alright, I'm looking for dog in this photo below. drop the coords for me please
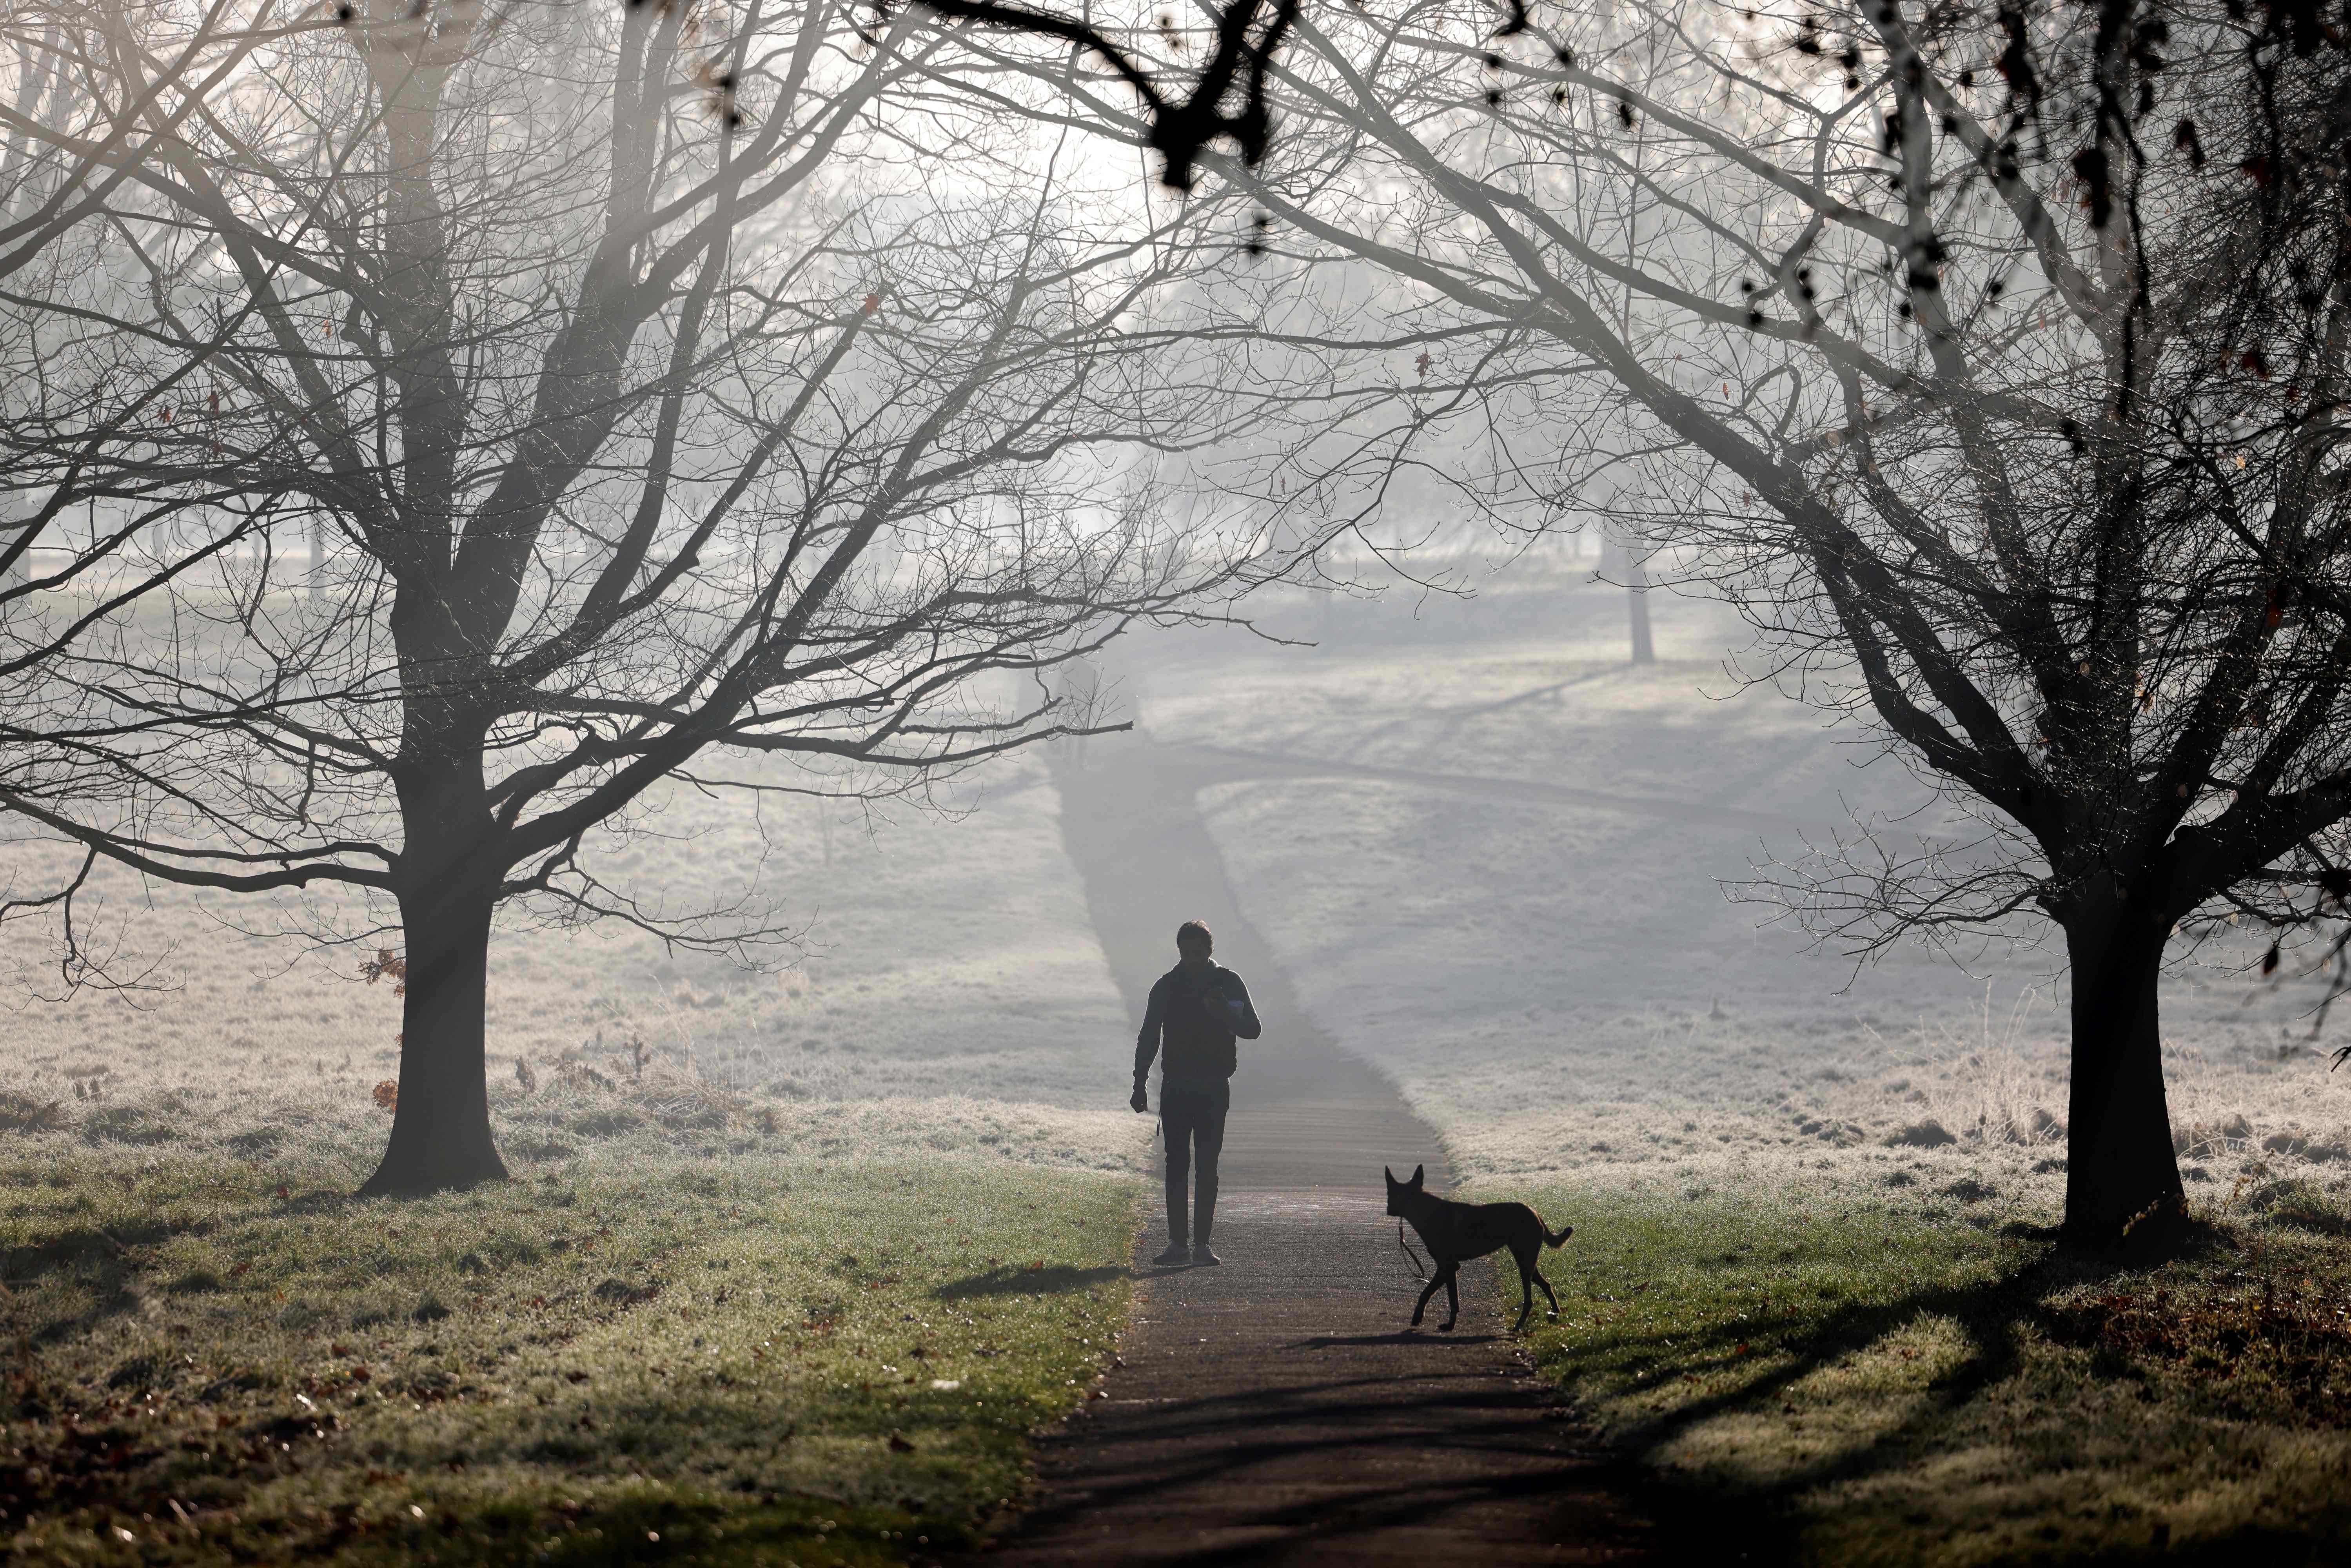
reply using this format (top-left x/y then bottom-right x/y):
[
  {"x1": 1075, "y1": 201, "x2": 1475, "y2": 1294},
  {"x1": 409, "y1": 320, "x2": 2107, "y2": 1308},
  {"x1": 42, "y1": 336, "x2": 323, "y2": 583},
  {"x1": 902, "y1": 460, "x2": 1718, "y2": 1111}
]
[{"x1": 1384, "y1": 1164, "x2": 1572, "y2": 1332}]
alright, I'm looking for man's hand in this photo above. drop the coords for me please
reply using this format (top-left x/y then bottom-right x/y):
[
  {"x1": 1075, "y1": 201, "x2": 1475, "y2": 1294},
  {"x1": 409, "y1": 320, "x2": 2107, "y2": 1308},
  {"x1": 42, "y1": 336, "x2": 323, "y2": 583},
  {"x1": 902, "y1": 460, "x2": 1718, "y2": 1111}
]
[{"x1": 1130, "y1": 1080, "x2": 1149, "y2": 1114}]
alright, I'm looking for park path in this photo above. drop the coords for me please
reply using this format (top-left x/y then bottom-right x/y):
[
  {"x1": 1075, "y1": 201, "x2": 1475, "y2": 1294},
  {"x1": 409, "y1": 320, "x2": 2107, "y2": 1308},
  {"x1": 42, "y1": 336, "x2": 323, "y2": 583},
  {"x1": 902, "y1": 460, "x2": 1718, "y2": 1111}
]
[{"x1": 972, "y1": 733, "x2": 1663, "y2": 1566}]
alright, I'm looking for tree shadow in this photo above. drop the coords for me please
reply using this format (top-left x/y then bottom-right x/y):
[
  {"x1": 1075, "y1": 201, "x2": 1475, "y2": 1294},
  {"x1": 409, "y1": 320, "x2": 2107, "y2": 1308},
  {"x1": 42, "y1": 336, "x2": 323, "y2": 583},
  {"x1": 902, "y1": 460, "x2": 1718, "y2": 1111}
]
[
  {"x1": 933, "y1": 1263, "x2": 1130, "y2": 1299},
  {"x1": 5, "y1": 1218, "x2": 229, "y2": 1345},
  {"x1": 3, "y1": 1218, "x2": 191, "y2": 1289},
  {"x1": 1561, "y1": 1225, "x2": 2259, "y2": 1550},
  {"x1": 284, "y1": 1189, "x2": 353, "y2": 1217},
  {"x1": 1005, "y1": 1356, "x2": 1672, "y2": 1563},
  {"x1": 1291, "y1": 1330, "x2": 1503, "y2": 1348}
]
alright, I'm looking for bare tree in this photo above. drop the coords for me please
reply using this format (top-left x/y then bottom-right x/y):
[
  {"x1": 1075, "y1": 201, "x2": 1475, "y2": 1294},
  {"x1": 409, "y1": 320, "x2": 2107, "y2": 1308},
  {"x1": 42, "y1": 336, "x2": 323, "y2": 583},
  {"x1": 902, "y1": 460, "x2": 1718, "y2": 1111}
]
[
  {"x1": 1017, "y1": 0, "x2": 2351, "y2": 1252},
  {"x1": 0, "y1": 1, "x2": 329, "y2": 599},
  {"x1": 0, "y1": 0, "x2": 1342, "y2": 1193},
  {"x1": 1594, "y1": 533, "x2": 1655, "y2": 662},
  {"x1": 0, "y1": 0, "x2": 288, "y2": 278}
]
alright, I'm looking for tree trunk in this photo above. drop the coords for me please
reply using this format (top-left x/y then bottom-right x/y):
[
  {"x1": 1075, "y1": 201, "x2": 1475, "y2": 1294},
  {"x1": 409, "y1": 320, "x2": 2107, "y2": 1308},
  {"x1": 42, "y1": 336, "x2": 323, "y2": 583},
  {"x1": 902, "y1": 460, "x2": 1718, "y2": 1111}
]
[
  {"x1": 2060, "y1": 887, "x2": 2185, "y2": 1255},
  {"x1": 358, "y1": 750, "x2": 508, "y2": 1196},
  {"x1": 1624, "y1": 546, "x2": 1655, "y2": 664}
]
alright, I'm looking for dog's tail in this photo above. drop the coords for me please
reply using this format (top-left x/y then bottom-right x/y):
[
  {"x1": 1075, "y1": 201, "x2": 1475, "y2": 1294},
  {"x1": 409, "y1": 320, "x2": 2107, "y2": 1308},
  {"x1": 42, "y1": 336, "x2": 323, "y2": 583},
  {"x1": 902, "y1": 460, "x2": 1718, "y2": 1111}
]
[{"x1": 1543, "y1": 1219, "x2": 1574, "y2": 1248}]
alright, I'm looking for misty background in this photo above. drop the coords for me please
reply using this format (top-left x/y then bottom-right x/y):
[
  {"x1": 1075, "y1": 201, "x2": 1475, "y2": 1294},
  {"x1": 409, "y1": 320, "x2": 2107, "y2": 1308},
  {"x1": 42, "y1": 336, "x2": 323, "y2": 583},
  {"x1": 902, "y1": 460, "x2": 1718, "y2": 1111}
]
[{"x1": 7, "y1": 557, "x2": 2335, "y2": 1210}]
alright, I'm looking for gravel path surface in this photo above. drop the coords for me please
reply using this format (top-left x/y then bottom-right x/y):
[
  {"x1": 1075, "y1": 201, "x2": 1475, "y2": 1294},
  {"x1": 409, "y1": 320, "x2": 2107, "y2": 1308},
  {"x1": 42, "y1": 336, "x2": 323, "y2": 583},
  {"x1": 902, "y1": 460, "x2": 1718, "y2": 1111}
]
[{"x1": 969, "y1": 735, "x2": 1665, "y2": 1566}]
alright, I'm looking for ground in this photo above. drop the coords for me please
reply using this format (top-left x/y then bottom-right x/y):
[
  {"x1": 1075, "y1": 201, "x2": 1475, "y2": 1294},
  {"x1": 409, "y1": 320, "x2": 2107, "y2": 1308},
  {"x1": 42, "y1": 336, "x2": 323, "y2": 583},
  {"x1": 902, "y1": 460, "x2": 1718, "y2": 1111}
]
[
  {"x1": 9, "y1": 564, "x2": 2351, "y2": 1563},
  {"x1": 0, "y1": 1151, "x2": 1137, "y2": 1565},
  {"x1": 0, "y1": 756, "x2": 1148, "y2": 1563}
]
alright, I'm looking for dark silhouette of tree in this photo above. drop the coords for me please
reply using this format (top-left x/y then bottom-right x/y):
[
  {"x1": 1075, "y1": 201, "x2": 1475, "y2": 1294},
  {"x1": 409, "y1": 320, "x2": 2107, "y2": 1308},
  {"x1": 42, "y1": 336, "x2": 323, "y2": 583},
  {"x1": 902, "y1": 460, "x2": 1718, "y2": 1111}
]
[
  {"x1": 892, "y1": 0, "x2": 1534, "y2": 189},
  {"x1": 0, "y1": 0, "x2": 1340, "y2": 1193},
  {"x1": 899, "y1": 0, "x2": 1298, "y2": 191},
  {"x1": 989, "y1": 0, "x2": 2351, "y2": 1252}
]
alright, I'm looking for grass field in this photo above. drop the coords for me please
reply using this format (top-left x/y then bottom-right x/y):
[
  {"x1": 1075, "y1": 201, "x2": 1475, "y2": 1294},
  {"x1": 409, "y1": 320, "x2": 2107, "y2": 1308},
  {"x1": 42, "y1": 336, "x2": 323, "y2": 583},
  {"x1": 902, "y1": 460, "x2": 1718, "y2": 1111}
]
[
  {"x1": 1487, "y1": 1172, "x2": 2351, "y2": 1564},
  {"x1": 1, "y1": 1146, "x2": 1140, "y2": 1566},
  {"x1": 1, "y1": 748, "x2": 1153, "y2": 1565}
]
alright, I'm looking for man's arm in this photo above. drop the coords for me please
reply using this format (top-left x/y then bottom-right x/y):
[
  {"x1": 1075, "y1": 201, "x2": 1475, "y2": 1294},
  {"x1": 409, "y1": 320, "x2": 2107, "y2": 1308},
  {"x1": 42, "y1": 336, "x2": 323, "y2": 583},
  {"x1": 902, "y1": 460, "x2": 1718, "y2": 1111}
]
[
  {"x1": 1226, "y1": 972, "x2": 1262, "y2": 1040},
  {"x1": 1133, "y1": 976, "x2": 1167, "y2": 1100}
]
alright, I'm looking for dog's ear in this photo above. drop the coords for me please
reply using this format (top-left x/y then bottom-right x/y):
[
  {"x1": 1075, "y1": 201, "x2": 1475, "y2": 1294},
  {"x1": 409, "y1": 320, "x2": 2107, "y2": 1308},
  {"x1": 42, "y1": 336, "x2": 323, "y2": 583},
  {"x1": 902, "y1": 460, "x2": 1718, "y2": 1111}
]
[
  {"x1": 1383, "y1": 1165, "x2": 1396, "y2": 1185},
  {"x1": 1411, "y1": 1164, "x2": 1424, "y2": 1187}
]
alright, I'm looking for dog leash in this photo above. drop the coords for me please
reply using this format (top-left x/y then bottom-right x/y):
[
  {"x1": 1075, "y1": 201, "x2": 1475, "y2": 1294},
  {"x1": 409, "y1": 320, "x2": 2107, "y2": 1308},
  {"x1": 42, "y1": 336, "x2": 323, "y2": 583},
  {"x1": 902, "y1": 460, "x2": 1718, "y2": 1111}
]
[{"x1": 1397, "y1": 1220, "x2": 1428, "y2": 1281}]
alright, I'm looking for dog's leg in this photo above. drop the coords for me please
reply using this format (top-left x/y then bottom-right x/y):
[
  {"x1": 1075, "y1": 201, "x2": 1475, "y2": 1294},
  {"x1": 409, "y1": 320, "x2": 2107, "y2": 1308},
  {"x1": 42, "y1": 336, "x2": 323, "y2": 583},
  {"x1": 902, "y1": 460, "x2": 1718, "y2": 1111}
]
[
  {"x1": 1412, "y1": 1273, "x2": 1445, "y2": 1328},
  {"x1": 1513, "y1": 1249, "x2": 1536, "y2": 1331},
  {"x1": 1533, "y1": 1265, "x2": 1560, "y2": 1320},
  {"x1": 1439, "y1": 1267, "x2": 1460, "y2": 1332}
]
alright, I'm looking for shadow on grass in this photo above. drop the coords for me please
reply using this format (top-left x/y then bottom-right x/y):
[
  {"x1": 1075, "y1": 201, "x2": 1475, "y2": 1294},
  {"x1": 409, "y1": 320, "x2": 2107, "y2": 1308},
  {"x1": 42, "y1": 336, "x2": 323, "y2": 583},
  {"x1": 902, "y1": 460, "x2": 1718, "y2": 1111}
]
[
  {"x1": 284, "y1": 1188, "x2": 355, "y2": 1216},
  {"x1": 1586, "y1": 1217, "x2": 2257, "y2": 1428},
  {"x1": 934, "y1": 1263, "x2": 1129, "y2": 1299},
  {"x1": 2, "y1": 1219, "x2": 191, "y2": 1288},
  {"x1": 6, "y1": 1217, "x2": 234, "y2": 1343},
  {"x1": 1554, "y1": 1215, "x2": 2262, "y2": 1563}
]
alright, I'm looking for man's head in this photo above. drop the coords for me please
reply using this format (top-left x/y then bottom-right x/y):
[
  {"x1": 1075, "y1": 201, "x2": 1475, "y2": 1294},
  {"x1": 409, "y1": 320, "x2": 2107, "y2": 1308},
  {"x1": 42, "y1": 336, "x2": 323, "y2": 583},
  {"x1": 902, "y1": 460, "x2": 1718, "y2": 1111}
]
[{"x1": 1176, "y1": 919, "x2": 1213, "y2": 970}]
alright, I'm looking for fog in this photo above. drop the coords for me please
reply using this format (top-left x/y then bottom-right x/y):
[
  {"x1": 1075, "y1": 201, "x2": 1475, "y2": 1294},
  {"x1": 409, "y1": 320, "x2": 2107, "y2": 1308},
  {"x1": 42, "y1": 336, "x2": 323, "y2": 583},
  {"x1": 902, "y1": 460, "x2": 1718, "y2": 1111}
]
[
  {"x1": 6, "y1": 564, "x2": 2340, "y2": 1222},
  {"x1": 1127, "y1": 572, "x2": 2351, "y2": 1210}
]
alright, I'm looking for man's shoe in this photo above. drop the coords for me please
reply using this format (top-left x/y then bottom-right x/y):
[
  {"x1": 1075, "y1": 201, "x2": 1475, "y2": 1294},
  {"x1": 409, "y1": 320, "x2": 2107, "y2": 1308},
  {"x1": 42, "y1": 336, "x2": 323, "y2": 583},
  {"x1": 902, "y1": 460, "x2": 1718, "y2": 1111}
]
[
  {"x1": 1151, "y1": 1243, "x2": 1190, "y2": 1267},
  {"x1": 1191, "y1": 1245, "x2": 1220, "y2": 1266}
]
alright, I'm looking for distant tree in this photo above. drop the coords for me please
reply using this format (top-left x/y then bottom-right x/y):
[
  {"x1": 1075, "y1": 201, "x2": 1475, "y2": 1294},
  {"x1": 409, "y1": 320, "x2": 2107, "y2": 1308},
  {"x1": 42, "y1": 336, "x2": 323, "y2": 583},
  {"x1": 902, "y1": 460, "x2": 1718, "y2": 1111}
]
[
  {"x1": 980, "y1": 0, "x2": 2351, "y2": 1252},
  {"x1": 0, "y1": 0, "x2": 1338, "y2": 1193},
  {"x1": 0, "y1": 1, "x2": 281, "y2": 282},
  {"x1": 1598, "y1": 535, "x2": 1655, "y2": 664},
  {"x1": 0, "y1": 1, "x2": 314, "y2": 593}
]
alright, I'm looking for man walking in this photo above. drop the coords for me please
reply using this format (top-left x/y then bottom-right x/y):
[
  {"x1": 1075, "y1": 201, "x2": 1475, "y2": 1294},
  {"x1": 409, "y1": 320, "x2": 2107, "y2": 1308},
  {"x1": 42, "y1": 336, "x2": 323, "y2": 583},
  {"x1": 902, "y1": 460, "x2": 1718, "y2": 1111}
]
[{"x1": 1131, "y1": 919, "x2": 1261, "y2": 1266}]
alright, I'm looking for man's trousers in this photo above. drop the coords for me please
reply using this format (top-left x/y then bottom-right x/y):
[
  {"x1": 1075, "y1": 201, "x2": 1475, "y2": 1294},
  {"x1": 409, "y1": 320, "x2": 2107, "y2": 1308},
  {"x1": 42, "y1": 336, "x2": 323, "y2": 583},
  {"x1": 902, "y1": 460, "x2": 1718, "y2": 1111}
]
[{"x1": 1158, "y1": 1075, "x2": 1229, "y2": 1247}]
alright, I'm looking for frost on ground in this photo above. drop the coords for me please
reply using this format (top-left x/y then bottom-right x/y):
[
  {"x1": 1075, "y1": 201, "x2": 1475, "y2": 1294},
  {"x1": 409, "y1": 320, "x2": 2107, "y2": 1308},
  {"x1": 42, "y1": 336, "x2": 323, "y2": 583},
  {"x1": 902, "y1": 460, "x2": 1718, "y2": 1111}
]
[
  {"x1": 1124, "y1": 572, "x2": 2351, "y2": 1219},
  {"x1": 0, "y1": 757, "x2": 1147, "y2": 1178}
]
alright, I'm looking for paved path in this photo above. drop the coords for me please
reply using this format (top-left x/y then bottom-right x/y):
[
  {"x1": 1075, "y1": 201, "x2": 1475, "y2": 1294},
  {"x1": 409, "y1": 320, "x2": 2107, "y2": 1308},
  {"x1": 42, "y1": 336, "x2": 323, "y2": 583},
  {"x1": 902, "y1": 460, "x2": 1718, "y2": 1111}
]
[{"x1": 973, "y1": 734, "x2": 1663, "y2": 1566}]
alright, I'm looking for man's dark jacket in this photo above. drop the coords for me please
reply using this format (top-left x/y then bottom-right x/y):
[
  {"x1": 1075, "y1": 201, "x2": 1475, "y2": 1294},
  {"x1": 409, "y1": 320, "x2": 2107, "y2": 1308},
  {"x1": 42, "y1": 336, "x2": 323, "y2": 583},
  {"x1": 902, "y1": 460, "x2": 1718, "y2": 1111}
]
[{"x1": 1134, "y1": 962, "x2": 1262, "y2": 1082}]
